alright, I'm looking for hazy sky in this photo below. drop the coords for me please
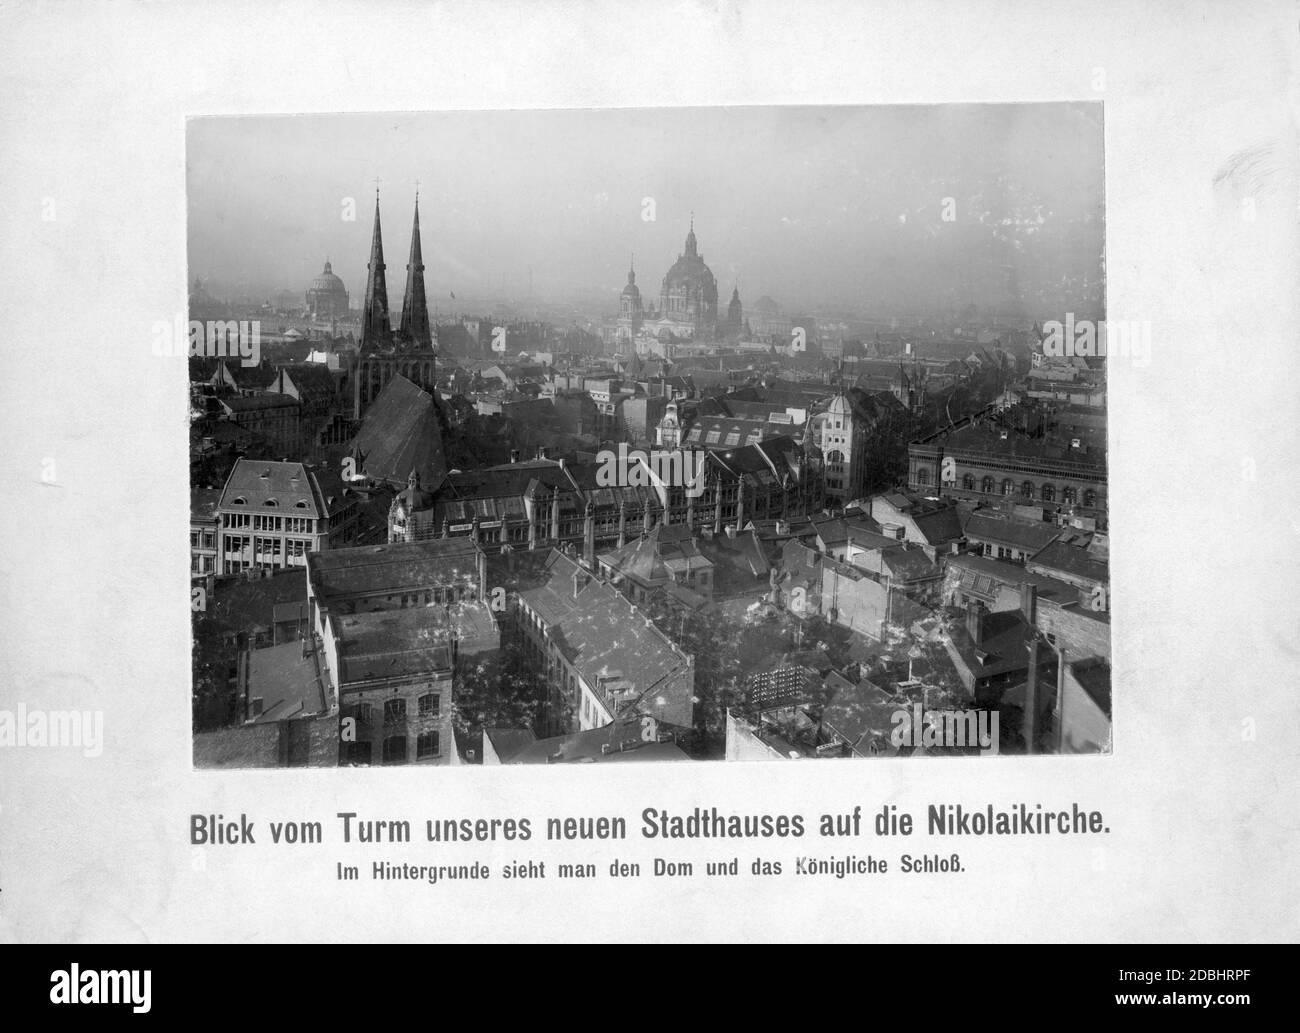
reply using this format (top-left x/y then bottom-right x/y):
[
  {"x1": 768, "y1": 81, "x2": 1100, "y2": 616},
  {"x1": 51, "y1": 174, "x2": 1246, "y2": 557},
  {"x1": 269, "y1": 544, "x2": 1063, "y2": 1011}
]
[{"x1": 187, "y1": 104, "x2": 1104, "y2": 314}]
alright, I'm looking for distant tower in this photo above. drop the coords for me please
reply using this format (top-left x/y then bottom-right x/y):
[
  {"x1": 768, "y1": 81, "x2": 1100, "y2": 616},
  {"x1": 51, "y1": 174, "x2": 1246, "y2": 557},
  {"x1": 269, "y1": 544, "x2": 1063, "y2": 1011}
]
[
  {"x1": 657, "y1": 395, "x2": 682, "y2": 448},
  {"x1": 618, "y1": 254, "x2": 643, "y2": 343},
  {"x1": 727, "y1": 286, "x2": 743, "y2": 338},
  {"x1": 818, "y1": 395, "x2": 866, "y2": 506},
  {"x1": 361, "y1": 191, "x2": 390, "y2": 351},
  {"x1": 398, "y1": 193, "x2": 432, "y2": 350}
]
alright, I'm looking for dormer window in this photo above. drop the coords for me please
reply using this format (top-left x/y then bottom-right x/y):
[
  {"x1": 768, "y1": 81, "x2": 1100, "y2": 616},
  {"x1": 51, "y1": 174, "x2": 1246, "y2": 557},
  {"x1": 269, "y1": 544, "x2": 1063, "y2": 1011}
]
[
  {"x1": 264, "y1": 499, "x2": 278, "y2": 506},
  {"x1": 295, "y1": 501, "x2": 309, "y2": 508},
  {"x1": 232, "y1": 497, "x2": 246, "y2": 505}
]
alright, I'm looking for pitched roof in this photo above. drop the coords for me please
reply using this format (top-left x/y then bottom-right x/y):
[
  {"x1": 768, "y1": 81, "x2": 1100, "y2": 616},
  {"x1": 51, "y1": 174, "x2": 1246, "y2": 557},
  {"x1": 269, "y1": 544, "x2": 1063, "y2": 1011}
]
[
  {"x1": 220, "y1": 392, "x2": 299, "y2": 413},
  {"x1": 518, "y1": 551, "x2": 694, "y2": 728},
  {"x1": 1070, "y1": 657, "x2": 1112, "y2": 717},
  {"x1": 947, "y1": 553, "x2": 1080, "y2": 606},
  {"x1": 217, "y1": 459, "x2": 350, "y2": 519},
  {"x1": 499, "y1": 721, "x2": 690, "y2": 764},
  {"x1": 1028, "y1": 539, "x2": 1109, "y2": 584},
  {"x1": 484, "y1": 727, "x2": 537, "y2": 762},
  {"x1": 333, "y1": 608, "x2": 454, "y2": 685},
  {"x1": 599, "y1": 524, "x2": 713, "y2": 587},
  {"x1": 308, "y1": 538, "x2": 482, "y2": 602},
  {"x1": 947, "y1": 609, "x2": 1036, "y2": 681},
  {"x1": 963, "y1": 510, "x2": 1062, "y2": 553},
  {"x1": 354, "y1": 374, "x2": 448, "y2": 488}
]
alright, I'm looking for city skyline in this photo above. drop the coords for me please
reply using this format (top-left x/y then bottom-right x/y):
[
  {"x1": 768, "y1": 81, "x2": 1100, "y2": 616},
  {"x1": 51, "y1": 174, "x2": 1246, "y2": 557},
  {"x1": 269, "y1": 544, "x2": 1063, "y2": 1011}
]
[{"x1": 188, "y1": 104, "x2": 1105, "y2": 318}]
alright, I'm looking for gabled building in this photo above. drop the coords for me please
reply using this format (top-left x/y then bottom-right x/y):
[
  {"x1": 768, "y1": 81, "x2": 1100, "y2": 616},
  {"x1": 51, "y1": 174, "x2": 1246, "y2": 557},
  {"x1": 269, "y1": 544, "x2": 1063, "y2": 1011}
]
[
  {"x1": 962, "y1": 506, "x2": 1062, "y2": 564},
  {"x1": 393, "y1": 436, "x2": 823, "y2": 555},
  {"x1": 217, "y1": 393, "x2": 301, "y2": 456},
  {"x1": 597, "y1": 523, "x2": 716, "y2": 603},
  {"x1": 216, "y1": 459, "x2": 359, "y2": 574},
  {"x1": 868, "y1": 491, "x2": 965, "y2": 560},
  {"x1": 514, "y1": 550, "x2": 694, "y2": 737}
]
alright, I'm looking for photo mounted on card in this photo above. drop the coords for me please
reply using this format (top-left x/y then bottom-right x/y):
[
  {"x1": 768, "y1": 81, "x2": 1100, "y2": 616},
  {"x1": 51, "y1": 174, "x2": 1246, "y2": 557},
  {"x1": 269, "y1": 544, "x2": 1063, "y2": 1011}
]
[{"x1": 185, "y1": 104, "x2": 1110, "y2": 772}]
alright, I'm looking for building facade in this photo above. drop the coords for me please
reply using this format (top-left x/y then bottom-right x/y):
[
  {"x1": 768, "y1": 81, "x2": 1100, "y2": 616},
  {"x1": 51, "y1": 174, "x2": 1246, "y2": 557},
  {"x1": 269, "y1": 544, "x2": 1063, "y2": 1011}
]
[
  {"x1": 908, "y1": 420, "x2": 1107, "y2": 525},
  {"x1": 216, "y1": 459, "x2": 360, "y2": 574},
  {"x1": 305, "y1": 538, "x2": 496, "y2": 766}
]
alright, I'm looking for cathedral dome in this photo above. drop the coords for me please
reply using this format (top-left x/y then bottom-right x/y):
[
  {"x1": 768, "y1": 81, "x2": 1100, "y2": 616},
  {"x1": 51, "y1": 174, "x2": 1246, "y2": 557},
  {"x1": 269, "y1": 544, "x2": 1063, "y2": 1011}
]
[
  {"x1": 311, "y1": 261, "x2": 346, "y2": 293},
  {"x1": 663, "y1": 219, "x2": 716, "y2": 290},
  {"x1": 663, "y1": 251, "x2": 715, "y2": 289}
]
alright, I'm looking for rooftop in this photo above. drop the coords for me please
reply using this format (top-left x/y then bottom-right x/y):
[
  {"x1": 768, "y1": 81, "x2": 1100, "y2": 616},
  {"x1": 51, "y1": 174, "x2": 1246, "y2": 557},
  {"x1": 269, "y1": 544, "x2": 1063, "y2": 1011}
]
[
  {"x1": 1027, "y1": 538, "x2": 1110, "y2": 584},
  {"x1": 496, "y1": 721, "x2": 690, "y2": 764},
  {"x1": 518, "y1": 551, "x2": 693, "y2": 727},
  {"x1": 218, "y1": 459, "x2": 350, "y2": 519},
  {"x1": 354, "y1": 374, "x2": 448, "y2": 488},
  {"x1": 245, "y1": 639, "x2": 331, "y2": 722},
  {"x1": 308, "y1": 538, "x2": 483, "y2": 602},
  {"x1": 963, "y1": 510, "x2": 1063, "y2": 553},
  {"x1": 334, "y1": 608, "x2": 455, "y2": 686}
]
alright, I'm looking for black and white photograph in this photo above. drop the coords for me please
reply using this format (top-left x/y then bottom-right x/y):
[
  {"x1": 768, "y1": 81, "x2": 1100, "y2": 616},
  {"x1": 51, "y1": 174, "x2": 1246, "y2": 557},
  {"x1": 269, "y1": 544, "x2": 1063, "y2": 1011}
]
[{"x1": 187, "y1": 104, "x2": 1112, "y2": 768}]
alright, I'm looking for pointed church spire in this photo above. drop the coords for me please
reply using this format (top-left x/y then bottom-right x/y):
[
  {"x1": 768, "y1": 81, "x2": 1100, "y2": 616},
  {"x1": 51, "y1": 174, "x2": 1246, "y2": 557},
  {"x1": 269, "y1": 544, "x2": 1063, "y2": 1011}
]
[
  {"x1": 399, "y1": 193, "x2": 432, "y2": 350},
  {"x1": 685, "y1": 213, "x2": 697, "y2": 257},
  {"x1": 361, "y1": 190, "x2": 390, "y2": 350}
]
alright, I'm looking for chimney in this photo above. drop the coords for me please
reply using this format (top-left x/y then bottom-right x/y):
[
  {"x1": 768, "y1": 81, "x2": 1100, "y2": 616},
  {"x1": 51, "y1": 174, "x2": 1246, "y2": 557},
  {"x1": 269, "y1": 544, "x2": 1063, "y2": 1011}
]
[
  {"x1": 250, "y1": 697, "x2": 264, "y2": 718},
  {"x1": 965, "y1": 599, "x2": 987, "y2": 644},
  {"x1": 724, "y1": 525, "x2": 737, "y2": 539},
  {"x1": 1019, "y1": 582, "x2": 1037, "y2": 625},
  {"x1": 1024, "y1": 635, "x2": 1039, "y2": 755},
  {"x1": 510, "y1": 449, "x2": 520, "y2": 464}
]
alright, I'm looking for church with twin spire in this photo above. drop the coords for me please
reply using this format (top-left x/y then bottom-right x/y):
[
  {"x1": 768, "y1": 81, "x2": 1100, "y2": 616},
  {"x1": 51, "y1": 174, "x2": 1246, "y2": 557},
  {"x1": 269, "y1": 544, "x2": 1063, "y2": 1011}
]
[{"x1": 352, "y1": 189, "x2": 438, "y2": 419}]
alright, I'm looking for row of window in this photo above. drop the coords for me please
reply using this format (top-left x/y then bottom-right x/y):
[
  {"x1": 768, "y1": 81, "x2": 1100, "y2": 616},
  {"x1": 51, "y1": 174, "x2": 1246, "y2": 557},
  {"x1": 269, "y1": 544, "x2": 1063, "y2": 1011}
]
[
  {"x1": 915, "y1": 468, "x2": 1098, "y2": 506},
  {"x1": 223, "y1": 512, "x2": 315, "y2": 532},
  {"x1": 345, "y1": 695, "x2": 441, "y2": 728},
  {"x1": 342, "y1": 732, "x2": 440, "y2": 765},
  {"x1": 227, "y1": 498, "x2": 312, "y2": 509}
]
